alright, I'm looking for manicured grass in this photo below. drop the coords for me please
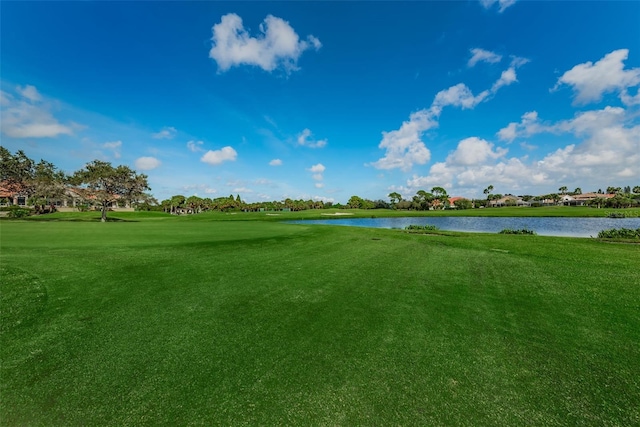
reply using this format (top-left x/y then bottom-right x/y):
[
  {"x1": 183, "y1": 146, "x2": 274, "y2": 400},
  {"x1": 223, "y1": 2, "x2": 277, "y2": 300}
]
[
  {"x1": 1, "y1": 217, "x2": 639, "y2": 425},
  {"x1": 12, "y1": 205, "x2": 639, "y2": 224}
]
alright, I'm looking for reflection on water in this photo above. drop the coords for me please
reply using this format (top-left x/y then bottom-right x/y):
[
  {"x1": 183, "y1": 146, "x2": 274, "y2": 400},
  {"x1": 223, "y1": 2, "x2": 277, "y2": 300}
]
[{"x1": 288, "y1": 216, "x2": 640, "y2": 238}]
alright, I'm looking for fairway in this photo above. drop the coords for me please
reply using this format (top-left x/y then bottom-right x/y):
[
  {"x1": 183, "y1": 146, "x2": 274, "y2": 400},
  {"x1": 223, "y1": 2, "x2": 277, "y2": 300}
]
[{"x1": 1, "y1": 216, "x2": 639, "y2": 425}]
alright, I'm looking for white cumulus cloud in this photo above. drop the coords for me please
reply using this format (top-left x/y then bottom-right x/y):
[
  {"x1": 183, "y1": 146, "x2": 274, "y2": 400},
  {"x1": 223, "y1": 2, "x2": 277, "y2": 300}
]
[
  {"x1": 369, "y1": 109, "x2": 436, "y2": 171},
  {"x1": 447, "y1": 137, "x2": 507, "y2": 166},
  {"x1": 135, "y1": 156, "x2": 161, "y2": 171},
  {"x1": 408, "y1": 106, "x2": 639, "y2": 196},
  {"x1": 201, "y1": 146, "x2": 238, "y2": 165},
  {"x1": 308, "y1": 163, "x2": 326, "y2": 185},
  {"x1": 552, "y1": 49, "x2": 640, "y2": 105},
  {"x1": 308, "y1": 163, "x2": 325, "y2": 173},
  {"x1": 497, "y1": 111, "x2": 547, "y2": 142},
  {"x1": 269, "y1": 158, "x2": 283, "y2": 166},
  {"x1": 209, "y1": 13, "x2": 321, "y2": 73}
]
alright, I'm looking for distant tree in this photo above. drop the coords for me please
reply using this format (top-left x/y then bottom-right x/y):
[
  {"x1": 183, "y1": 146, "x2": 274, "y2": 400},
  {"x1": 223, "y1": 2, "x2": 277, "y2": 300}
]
[
  {"x1": 388, "y1": 192, "x2": 402, "y2": 208},
  {"x1": 430, "y1": 187, "x2": 449, "y2": 209},
  {"x1": 170, "y1": 195, "x2": 186, "y2": 214},
  {"x1": 29, "y1": 160, "x2": 68, "y2": 213},
  {"x1": 186, "y1": 195, "x2": 204, "y2": 213},
  {"x1": 416, "y1": 190, "x2": 434, "y2": 210},
  {"x1": 373, "y1": 199, "x2": 390, "y2": 209},
  {"x1": 70, "y1": 160, "x2": 150, "y2": 222},
  {"x1": 623, "y1": 186, "x2": 631, "y2": 194},
  {"x1": 347, "y1": 195, "x2": 363, "y2": 209},
  {"x1": 606, "y1": 186, "x2": 621, "y2": 194},
  {"x1": 453, "y1": 198, "x2": 472, "y2": 210},
  {"x1": 483, "y1": 185, "x2": 494, "y2": 202},
  {"x1": 559, "y1": 186, "x2": 568, "y2": 195},
  {"x1": 633, "y1": 186, "x2": 640, "y2": 195},
  {"x1": 396, "y1": 200, "x2": 412, "y2": 210},
  {"x1": 133, "y1": 193, "x2": 159, "y2": 211},
  {"x1": 0, "y1": 148, "x2": 35, "y2": 194},
  {"x1": 0, "y1": 148, "x2": 67, "y2": 212},
  {"x1": 573, "y1": 187, "x2": 582, "y2": 195}
]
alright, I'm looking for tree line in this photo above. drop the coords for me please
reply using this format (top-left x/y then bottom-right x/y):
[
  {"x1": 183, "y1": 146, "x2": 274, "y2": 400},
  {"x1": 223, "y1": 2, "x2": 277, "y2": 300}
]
[
  {"x1": 1, "y1": 148, "x2": 152, "y2": 222},
  {"x1": 3, "y1": 149, "x2": 638, "y2": 219}
]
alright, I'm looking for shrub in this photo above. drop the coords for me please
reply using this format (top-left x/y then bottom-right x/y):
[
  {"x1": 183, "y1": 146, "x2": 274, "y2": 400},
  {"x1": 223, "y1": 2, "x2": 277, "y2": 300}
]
[
  {"x1": 605, "y1": 211, "x2": 639, "y2": 218},
  {"x1": 405, "y1": 224, "x2": 438, "y2": 232},
  {"x1": 606, "y1": 212, "x2": 627, "y2": 218},
  {"x1": 597, "y1": 228, "x2": 640, "y2": 239},
  {"x1": 499, "y1": 228, "x2": 536, "y2": 235},
  {"x1": 6, "y1": 207, "x2": 32, "y2": 218}
]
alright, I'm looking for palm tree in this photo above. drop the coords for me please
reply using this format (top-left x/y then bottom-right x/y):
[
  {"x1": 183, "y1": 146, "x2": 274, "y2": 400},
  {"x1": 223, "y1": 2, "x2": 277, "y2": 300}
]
[
  {"x1": 483, "y1": 185, "x2": 494, "y2": 201},
  {"x1": 559, "y1": 186, "x2": 568, "y2": 195},
  {"x1": 573, "y1": 187, "x2": 582, "y2": 195},
  {"x1": 431, "y1": 187, "x2": 448, "y2": 209}
]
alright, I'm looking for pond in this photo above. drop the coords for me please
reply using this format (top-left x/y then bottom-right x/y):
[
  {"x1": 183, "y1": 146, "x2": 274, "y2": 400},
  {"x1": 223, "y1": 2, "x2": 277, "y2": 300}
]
[{"x1": 287, "y1": 216, "x2": 640, "y2": 238}]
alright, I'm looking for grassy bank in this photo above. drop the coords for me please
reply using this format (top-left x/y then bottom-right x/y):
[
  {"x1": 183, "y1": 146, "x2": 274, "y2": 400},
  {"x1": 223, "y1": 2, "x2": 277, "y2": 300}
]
[
  {"x1": 1, "y1": 217, "x2": 639, "y2": 425},
  {"x1": 10, "y1": 205, "x2": 640, "y2": 223}
]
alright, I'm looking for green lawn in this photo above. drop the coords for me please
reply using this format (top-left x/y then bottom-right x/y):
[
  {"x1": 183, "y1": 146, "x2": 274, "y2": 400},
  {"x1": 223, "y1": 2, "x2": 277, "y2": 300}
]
[
  {"x1": 17, "y1": 205, "x2": 640, "y2": 223},
  {"x1": 1, "y1": 216, "x2": 639, "y2": 425}
]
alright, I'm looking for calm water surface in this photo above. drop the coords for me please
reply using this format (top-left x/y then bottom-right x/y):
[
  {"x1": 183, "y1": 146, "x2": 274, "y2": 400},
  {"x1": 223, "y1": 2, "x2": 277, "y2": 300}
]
[{"x1": 288, "y1": 217, "x2": 640, "y2": 237}]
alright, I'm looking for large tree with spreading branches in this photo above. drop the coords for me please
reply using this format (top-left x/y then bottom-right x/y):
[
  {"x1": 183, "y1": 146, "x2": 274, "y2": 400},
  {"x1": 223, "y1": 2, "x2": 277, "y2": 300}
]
[{"x1": 70, "y1": 160, "x2": 150, "y2": 222}]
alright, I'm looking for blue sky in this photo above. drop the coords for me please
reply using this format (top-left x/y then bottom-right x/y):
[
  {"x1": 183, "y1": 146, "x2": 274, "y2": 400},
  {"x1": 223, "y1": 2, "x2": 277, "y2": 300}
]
[{"x1": 1, "y1": 1, "x2": 639, "y2": 203}]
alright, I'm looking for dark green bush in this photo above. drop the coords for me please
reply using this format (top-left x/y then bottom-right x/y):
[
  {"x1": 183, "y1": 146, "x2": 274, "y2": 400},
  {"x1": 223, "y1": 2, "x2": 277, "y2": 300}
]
[
  {"x1": 405, "y1": 224, "x2": 438, "y2": 231},
  {"x1": 597, "y1": 228, "x2": 640, "y2": 239},
  {"x1": 499, "y1": 228, "x2": 536, "y2": 235},
  {"x1": 6, "y1": 207, "x2": 32, "y2": 218}
]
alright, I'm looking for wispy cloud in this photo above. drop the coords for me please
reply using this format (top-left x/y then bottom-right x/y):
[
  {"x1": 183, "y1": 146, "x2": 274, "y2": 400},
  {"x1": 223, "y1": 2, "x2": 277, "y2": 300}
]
[
  {"x1": 0, "y1": 84, "x2": 76, "y2": 138},
  {"x1": 187, "y1": 140, "x2": 204, "y2": 152},
  {"x1": 103, "y1": 140, "x2": 122, "y2": 159},
  {"x1": 479, "y1": 0, "x2": 517, "y2": 13},
  {"x1": 468, "y1": 48, "x2": 502, "y2": 67},
  {"x1": 297, "y1": 128, "x2": 327, "y2": 148},
  {"x1": 152, "y1": 126, "x2": 177, "y2": 139},
  {"x1": 269, "y1": 158, "x2": 283, "y2": 166},
  {"x1": 371, "y1": 54, "x2": 528, "y2": 171}
]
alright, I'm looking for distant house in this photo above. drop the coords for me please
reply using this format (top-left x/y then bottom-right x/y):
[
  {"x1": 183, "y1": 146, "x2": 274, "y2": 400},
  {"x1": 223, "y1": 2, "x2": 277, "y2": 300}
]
[
  {"x1": 562, "y1": 192, "x2": 615, "y2": 206},
  {"x1": 0, "y1": 184, "x2": 28, "y2": 207},
  {"x1": 448, "y1": 196, "x2": 464, "y2": 206},
  {"x1": 0, "y1": 182, "x2": 133, "y2": 212},
  {"x1": 489, "y1": 195, "x2": 530, "y2": 207}
]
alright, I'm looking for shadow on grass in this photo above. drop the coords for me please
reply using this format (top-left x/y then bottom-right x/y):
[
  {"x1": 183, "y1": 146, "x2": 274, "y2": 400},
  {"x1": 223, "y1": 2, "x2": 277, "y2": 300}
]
[{"x1": 1, "y1": 216, "x2": 139, "y2": 223}]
